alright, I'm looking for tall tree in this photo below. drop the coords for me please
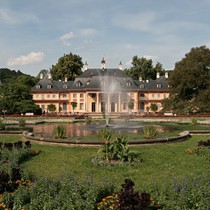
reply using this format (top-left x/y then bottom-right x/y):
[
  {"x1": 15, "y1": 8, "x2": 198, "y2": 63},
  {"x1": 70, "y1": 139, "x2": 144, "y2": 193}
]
[
  {"x1": 0, "y1": 75, "x2": 41, "y2": 114},
  {"x1": 124, "y1": 56, "x2": 165, "y2": 80},
  {"x1": 165, "y1": 45, "x2": 210, "y2": 113},
  {"x1": 50, "y1": 53, "x2": 83, "y2": 81}
]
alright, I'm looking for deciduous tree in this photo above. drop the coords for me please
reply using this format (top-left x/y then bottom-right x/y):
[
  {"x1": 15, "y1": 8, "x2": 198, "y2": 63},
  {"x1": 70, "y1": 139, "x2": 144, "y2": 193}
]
[
  {"x1": 124, "y1": 56, "x2": 165, "y2": 80},
  {"x1": 165, "y1": 45, "x2": 210, "y2": 113},
  {"x1": 50, "y1": 53, "x2": 83, "y2": 81}
]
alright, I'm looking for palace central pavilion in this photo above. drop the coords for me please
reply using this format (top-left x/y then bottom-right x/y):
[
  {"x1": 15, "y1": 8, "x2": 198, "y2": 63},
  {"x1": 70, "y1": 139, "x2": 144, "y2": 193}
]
[{"x1": 32, "y1": 59, "x2": 169, "y2": 114}]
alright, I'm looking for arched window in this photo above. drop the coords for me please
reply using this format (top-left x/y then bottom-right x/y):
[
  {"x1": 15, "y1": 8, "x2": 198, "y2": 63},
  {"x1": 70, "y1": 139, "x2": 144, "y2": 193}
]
[
  {"x1": 36, "y1": 84, "x2": 41, "y2": 89},
  {"x1": 157, "y1": 83, "x2": 162, "y2": 88},
  {"x1": 76, "y1": 81, "x2": 82, "y2": 87},
  {"x1": 47, "y1": 84, "x2": 52, "y2": 89},
  {"x1": 126, "y1": 81, "x2": 132, "y2": 87}
]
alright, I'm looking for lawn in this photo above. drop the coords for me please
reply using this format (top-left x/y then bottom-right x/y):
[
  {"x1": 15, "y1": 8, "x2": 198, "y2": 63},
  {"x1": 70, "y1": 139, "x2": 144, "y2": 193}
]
[{"x1": 0, "y1": 131, "x2": 209, "y2": 190}]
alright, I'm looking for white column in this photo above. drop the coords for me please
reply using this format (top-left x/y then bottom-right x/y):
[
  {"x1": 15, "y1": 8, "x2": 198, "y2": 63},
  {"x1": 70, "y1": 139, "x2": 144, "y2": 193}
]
[
  {"x1": 86, "y1": 92, "x2": 88, "y2": 112},
  {"x1": 96, "y1": 93, "x2": 99, "y2": 112},
  {"x1": 118, "y1": 93, "x2": 121, "y2": 112}
]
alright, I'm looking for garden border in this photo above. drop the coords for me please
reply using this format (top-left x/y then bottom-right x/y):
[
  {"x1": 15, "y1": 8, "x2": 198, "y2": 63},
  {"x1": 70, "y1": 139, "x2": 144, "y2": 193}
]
[{"x1": 20, "y1": 130, "x2": 192, "y2": 146}]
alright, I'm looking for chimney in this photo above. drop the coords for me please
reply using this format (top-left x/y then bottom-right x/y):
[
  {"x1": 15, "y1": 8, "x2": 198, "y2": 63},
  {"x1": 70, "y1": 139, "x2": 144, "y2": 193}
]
[
  {"x1": 139, "y1": 76, "x2": 142, "y2": 81},
  {"x1": 156, "y1": 72, "x2": 160, "y2": 79},
  {"x1": 40, "y1": 73, "x2": 43, "y2": 80},
  {"x1": 64, "y1": 76, "x2": 67, "y2": 82},
  {"x1": 84, "y1": 61, "x2": 88, "y2": 71},
  {"x1": 101, "y1": 57, "x2": 106, "y2": 69},
  {"x1": 119, "y1": 61, "x2": 123, "y2": 70},
  {"x1": 165, "y1": 72, "x2": 168, "y2": 79},
  {"x1": 48, "y1": 73, "x2": 52, "y2": 79}
]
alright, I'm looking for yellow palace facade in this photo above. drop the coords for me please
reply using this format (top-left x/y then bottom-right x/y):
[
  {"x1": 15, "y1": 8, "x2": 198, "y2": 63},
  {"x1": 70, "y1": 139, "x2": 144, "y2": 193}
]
[{"x1": 31, "y1": 59, "x2": 169, "y2": 114}]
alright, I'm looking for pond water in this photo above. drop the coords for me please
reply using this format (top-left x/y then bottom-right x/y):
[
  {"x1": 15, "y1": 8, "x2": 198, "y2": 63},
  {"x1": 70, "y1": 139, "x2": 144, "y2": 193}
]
[{"x1": 29, "y1": 121, "x2": 173, "y2": 138}]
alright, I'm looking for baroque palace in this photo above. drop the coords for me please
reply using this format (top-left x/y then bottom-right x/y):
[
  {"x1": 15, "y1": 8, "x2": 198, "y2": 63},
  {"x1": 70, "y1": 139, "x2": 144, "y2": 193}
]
[{"x1": 31, "y1": 59, "x2": 169, "y2": 114}]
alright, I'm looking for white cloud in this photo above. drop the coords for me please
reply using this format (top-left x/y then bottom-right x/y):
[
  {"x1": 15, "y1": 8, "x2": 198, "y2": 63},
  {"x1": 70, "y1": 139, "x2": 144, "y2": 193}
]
[
  {"x1": 0, "y1": 8, "x2": 39, "y2": 25},
  {"x1": 7, "y1": 52, "x2": 45, "y2": 66},
  {"x1": 59, "y1": 32, "x2": 75, "y2": 41}
]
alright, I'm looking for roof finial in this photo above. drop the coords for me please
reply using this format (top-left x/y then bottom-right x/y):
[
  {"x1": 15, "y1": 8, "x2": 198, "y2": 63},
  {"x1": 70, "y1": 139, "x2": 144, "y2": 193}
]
[{"x1": 101, "y1": 57, "x2": 106, "y2": 69}]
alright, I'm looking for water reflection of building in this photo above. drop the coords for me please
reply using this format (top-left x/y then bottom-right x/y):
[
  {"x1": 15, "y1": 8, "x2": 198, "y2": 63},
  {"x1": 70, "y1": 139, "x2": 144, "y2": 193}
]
[
  {"x1": 32, "y1": 59, "x2": 169, "y2": 114},
  {"x1": 32, "y1": 124, "x2": 94, "y2": 138}
]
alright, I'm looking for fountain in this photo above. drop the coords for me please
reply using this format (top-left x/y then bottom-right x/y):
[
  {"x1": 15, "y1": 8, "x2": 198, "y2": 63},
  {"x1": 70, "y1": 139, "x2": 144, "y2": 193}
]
[{"x1": 105, "y1": 112, "x2": 109, "y2": 127}]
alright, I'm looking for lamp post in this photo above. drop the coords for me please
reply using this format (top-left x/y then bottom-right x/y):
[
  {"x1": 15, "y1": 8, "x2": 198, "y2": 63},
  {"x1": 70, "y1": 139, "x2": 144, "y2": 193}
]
[{"x1": 2, "y1": 109, "x2": 7, "y2": 118}]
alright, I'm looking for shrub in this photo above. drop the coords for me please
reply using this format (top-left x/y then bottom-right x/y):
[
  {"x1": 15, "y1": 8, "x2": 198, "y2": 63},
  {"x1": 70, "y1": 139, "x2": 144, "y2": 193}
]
[
  {"x1": 54, "y1": 125, "x2": 66, "y2": 139},
  {"x1": 19, "y1": 118, "x2": 26, "y2": 127},
  {"x1": 85, "y1": 116, "x2": 92, "y2": 124},
  {"x1": 98, "y1": 179, "x2": 161, "y2": 210},
  {"x1": 0, "y1": 176, "x2": 117, "y2": 210},
  {"x1": 191, "y1": 118, "x2": 198, "y2": 125},
  {"x1": 198, "y1": 139, "x2": 210, "y2": 147},
  {"x1": 0, "y1": 121, "x2": 5, "y2": 130},
  {"x1": 144, "y1": 126, "x2": 158, "y2": 139}
]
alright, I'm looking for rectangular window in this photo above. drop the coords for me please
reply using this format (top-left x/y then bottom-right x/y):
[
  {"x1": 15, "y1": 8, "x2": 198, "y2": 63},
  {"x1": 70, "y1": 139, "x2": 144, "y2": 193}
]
[
  {"x1": 152, "y1": 93, "x2": 155, "y2": 98},
  {"x1": 52, "y1": 95, "x2": 55, "y2": 98},
  {"x1": 80, "y1": 94, "x2": 84, "y2": 98},
  {"x1": 63, "y1": 94, "x2": 67, "y2": 98},
  {"x1": 36, "y1": 94, "x2": 39, "y2": 98},
  {"x1": 123, "y1": 103, "x2": 127, "y2": 110},
  {"x1": 42, "y1": 95, "x2": 44, "y2": 99},
  {"x1": 80, "y1": 103, "x2": 84, "y2": 110},
  {"x1": 157, "y1": 93, "x2": 160, "y2": 98},
  {"x1": 73, "y1": 94, "x2": 77, "y2": 98},
  {"x1": 47, "y1": 95, "x2": 50, "y2": 98}
]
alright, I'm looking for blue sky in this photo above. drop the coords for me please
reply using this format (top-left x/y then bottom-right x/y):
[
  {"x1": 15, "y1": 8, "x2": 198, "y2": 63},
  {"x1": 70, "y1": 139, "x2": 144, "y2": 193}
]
[{"x1": 1, "y1": 0, "x2": 210, "y2": 76}]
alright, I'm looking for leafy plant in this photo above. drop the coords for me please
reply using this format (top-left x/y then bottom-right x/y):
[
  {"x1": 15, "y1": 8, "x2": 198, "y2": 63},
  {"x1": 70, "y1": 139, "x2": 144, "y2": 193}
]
[
  {"x1": 54, "y1": 125, "x2": 66, "y2": 139},
  {"x1": 71, "y1": 101, "x2": 77, "y2": 113},
  {"x1": 0, "y1": 121, "x2": 5, "y2": 130},
  {"x1": 144, "y1": 126, "x2": 158, "y2": 139},
  {"x1": 118, "y1": 179, "x2": 154, "y2": 210},
  {"x1": 19, "y1": 118, "x2": 26, "y2": 127},
  {"x1": 191, "y1": 118, "x2": 198, "y2": 125},
  {"x1": 97, "y1": 129, "x2": 133, "y2": 163},
  {"x1": 85, "y1": 116, "x2": 92, "y2": 124},
  {"x1": 150, "y1": 103, "x2": 158, "y2": 113}
]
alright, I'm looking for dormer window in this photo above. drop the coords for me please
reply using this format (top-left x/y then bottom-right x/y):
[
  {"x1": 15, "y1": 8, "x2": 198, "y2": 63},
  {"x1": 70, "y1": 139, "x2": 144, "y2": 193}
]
[
  {"x1": 63, "y1": 84, "x2": 67, "y2": 89},
  {"x1": 140, "y1": 84, "x2": 145, "y2": 89},
  {"x1": 157, "y1": 83, "x2": 162, "y2": 88},
  {"x1": 47, "y1": 84, "x2": 52, "y2": 89},
  {"x1": 36, "y1": 84, "x2": 41, "y2": 89},
  {"x1": 76, "y1": 81, "x2": 82, "y2": 87},
  {"x1": 126, "y1": 81, "x2": 132, "y2": 87}
]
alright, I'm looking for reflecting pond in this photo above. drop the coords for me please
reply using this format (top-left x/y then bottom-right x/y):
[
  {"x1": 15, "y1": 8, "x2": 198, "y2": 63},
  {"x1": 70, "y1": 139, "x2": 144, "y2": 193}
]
[{"x1": 30, "y1": 122, "x2": 174, "y2": 138}]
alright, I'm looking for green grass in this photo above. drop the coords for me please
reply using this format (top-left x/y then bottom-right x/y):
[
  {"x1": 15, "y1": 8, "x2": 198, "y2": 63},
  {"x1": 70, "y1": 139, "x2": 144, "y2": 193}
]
[{"x1": 0, "y1": 132, "x2": 209, "y2": 190}]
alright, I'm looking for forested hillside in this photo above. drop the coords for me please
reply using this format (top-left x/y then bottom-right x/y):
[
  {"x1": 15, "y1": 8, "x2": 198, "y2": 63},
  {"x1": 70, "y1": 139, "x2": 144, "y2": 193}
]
[{"x1": 0, "y1": 68, "x2": 26, "y2": 84}]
